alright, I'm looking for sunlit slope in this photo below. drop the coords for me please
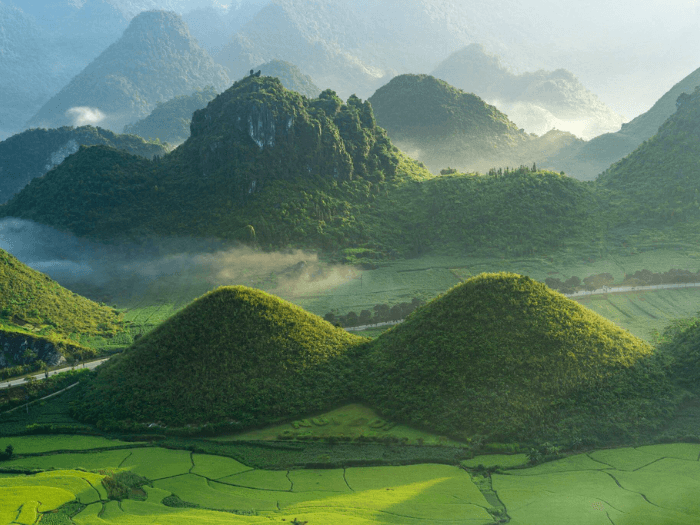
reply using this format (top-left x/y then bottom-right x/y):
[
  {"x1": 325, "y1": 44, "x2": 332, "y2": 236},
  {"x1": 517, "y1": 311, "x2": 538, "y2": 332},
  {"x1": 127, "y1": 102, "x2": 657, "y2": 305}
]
[
  {"x1": 365, "y1": 273, "x2": 674, "y2": 443},
  {"x1": 0, "y1": 248, "x2": 122, "y2": 339},
  {"x1": 75, "y1": 286, "x2": 367, "y2": 427}
]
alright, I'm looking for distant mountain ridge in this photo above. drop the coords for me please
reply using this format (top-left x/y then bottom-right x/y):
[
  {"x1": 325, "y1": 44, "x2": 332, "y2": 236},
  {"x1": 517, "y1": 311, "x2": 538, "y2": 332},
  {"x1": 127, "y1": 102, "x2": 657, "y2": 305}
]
[
  {"x1": 432, "y1": 44, "x2": 624, "y2": 140},
  {"x1": 25, "y1": 10, "x2": 230, "y2": 133},
  {"x1": 542, "y1": 66, "x2": 700, "y2": 180}
]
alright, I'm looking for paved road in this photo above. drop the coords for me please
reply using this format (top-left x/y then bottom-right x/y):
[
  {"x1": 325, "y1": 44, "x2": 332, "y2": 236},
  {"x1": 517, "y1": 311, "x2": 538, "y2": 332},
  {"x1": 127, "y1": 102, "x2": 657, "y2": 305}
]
[{"x1": 0, "y1": 358, "x2": 110, "y2": 390}]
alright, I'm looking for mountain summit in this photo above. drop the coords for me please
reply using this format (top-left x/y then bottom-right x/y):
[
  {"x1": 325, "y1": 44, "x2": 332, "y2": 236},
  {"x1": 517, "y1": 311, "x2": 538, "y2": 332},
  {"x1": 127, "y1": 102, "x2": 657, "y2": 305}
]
[{"x1": 25, "y1": 10, "x2": 230, "y2": 133}]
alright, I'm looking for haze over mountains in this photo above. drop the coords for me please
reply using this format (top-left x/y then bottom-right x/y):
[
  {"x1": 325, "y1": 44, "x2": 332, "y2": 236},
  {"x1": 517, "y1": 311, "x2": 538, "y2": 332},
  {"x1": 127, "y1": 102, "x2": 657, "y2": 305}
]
[{"x1": 25, "y1": 10, "x2": 230, "y2": 133}]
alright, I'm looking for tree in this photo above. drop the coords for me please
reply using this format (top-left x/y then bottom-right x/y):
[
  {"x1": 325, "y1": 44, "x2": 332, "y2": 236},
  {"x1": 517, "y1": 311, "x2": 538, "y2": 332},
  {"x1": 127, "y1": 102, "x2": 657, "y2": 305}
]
[
  {"x1": 359, "y1": 310, "x2": 372, "y2": 325},
  {"x1": 4, "y1": 445, "x2": 13, "y2": 458}
]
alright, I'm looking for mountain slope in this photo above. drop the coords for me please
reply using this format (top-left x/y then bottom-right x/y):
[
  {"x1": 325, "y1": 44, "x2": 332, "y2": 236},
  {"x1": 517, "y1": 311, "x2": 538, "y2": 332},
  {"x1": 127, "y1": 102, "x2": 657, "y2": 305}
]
[
  {"x1": 542, "y1": 66, "x2": 700, "y2": 180},
  {"x1": 74, "y1": 286, "x2": 367, "y2": 427},
  {"x1": 0, "y1": 126, "x2": 167, "y2": 203},
  {"x1": 0, "y1": 247, "x2": 124, "y2": 367},
  {"x1": 365, "y1": 273, "x2": 674, "y2": 443},
  {"x1": 25, "y1": 10, "x2": 230, "y2": 133},
  {"x1": 432, "y1": 44, "x2": 623, "y2": 141},
  {"x1": 596, "y1": 86, "x2": 700, "y2": 242},
  {"x1": 256, "y1": 60, "x2": 321, "y2": 99}
]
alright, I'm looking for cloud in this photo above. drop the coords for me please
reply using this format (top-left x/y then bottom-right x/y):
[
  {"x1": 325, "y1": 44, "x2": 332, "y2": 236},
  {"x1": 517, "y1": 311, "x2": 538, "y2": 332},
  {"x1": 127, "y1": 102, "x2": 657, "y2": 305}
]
[{"x1": 65, "y1": 106, "x2": 105, "y2": 127}]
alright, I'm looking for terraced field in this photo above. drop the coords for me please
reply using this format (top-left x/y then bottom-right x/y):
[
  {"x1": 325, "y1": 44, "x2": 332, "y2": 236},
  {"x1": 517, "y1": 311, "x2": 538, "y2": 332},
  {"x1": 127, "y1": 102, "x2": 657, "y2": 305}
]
[{"x1": 2, "y1": 436, "x2": 700, "y2": 524}]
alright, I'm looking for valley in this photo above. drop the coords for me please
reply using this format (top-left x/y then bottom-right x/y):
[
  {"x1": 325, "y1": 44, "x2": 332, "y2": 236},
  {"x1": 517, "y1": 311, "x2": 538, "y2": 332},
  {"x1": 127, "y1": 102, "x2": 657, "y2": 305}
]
[{"x1": 1, "y1": 1, "x2": 700, "y2": 523}]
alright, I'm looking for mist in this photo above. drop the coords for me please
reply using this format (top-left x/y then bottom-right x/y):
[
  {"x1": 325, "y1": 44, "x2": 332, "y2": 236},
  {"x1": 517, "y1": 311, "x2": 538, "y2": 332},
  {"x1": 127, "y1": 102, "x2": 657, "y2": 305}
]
[
  {"x1": 0, "y1": 218, "x2": 358, "y2": 307},
  {"x1": 66, "y1": 106, "x2": 105, "y2": 127}
]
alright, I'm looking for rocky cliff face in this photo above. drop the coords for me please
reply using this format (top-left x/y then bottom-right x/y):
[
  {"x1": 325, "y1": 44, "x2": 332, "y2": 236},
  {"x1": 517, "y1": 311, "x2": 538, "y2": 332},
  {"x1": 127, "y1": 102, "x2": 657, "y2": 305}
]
[
  {"x1": 0, "y1": 331, "x2": 69, "y2": 368},
  {"x1": 25, "y1": 10, "x2": 230, "y2": 133}
]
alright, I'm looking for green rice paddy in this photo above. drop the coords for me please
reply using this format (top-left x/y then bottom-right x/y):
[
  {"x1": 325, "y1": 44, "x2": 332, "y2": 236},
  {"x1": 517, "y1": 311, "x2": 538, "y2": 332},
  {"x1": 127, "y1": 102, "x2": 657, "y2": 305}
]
[{"x1": 3, "y1": 438, "x2": 700, "y2": 524}]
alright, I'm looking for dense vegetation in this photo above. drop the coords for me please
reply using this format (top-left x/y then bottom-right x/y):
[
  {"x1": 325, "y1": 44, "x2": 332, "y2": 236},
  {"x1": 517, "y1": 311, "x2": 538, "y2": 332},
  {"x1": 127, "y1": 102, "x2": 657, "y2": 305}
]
[
  {"x1": 0, "y1": 248, "x2": 123, "y2": 345},
  {"x1": 364, "y1": 273, "x2": 676, "y2": 444},
  {"x1": 122, "y1": 86, "x2": 219, "y2": 146},
  {"x1": 0, "y1": 126, "x2": 167, "y2": 203},
  {"x1": 657, "y1": 315, "x2": 700, "y2": 392},
  {"x1": 73, "y1": 286, "x2": 367, "y2": 428},
  {"x1": 598, "y1": 86, "x2": 700, "y2": 244}
]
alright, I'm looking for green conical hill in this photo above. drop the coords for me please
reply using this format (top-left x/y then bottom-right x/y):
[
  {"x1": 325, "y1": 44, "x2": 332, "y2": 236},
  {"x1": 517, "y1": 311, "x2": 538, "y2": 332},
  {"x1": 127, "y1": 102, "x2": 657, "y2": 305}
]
[
  {"x1": 368, "y1": 74, "x2": 532, "y2": 173},
  {"x1": 0, "y1": 248, "x2": 123, "y2": 365},
  {"x1": 365, "y1": 273, "x2": 673, "y2": 443},
  {"x1": 75, "y1": 286, "x2": 367, "y2": 427},
  {"x1": 657, "y1": 317, "x2": 700, "y2": 392},
  {"x1": 597, "y1": 85, "x2": 700, "y2": 241}
]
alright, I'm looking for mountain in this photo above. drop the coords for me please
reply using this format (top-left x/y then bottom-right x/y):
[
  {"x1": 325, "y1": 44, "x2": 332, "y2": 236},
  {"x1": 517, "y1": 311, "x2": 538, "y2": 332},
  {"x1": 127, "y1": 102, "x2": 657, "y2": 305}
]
[
  {"x1": 432, "y1": 44, "x2": 624, "y2": 141},
  {"x1": 122, "y1": 63, "x2": 317, "y2": 146},
  {"x1": 0, "y1": 0, "x2": 131, "y2": 140},
  {"x1": 73, "y1": 286, "x2": 367, "y2": 428},
  {"x1": 0, "y1": 247, "x2": 124, "y2": 368},
  {"x1": 256, "y1": 60, "x2": 320, "y2": 99},
  {"x1": 0, "y1": 126, "x2": 168, "y2": 203},
  {"x1": 25, "y1": 10, "x2": 230, "y2": 133},
  {"x1": 2, "y1": 76, "x2": 431, "y2": 249},
  {"x1": 596, "y1": 86, "x2": 700, "y2": 242},
  {"x1": 364, "y1": 273, "x2": 674, "y2": 443},
  {"x1": 368, "y1": 74, "x2": 538, "y2": 173},
  {"x1": 542, "y1": 66, "x2": 700, "y2": 180},
  {"x1": 122, "y1": 87, "x2": 219, "y2": 146},
  {"x1": 368, "y1": 74, "x2": 586, "y2": 174}
]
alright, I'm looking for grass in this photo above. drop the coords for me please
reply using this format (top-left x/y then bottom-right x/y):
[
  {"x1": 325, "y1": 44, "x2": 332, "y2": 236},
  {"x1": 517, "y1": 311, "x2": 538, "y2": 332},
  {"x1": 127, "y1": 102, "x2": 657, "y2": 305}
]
[
  {"x1": 0, "y1": 435, "x2": 137, "y2": 454},
  {"x1": 119, "y1": 448, "x2": 192, "y2": 481},
  {"x1": 461, "y1": 454, "x2": 529, "y2": 469},
  {"x1": 1, "y1": 450, "x2": 132, "y2": 471},
  {"x1": 220, "y1": 403, "x2": 463, "y2": 445},
  {"x1": 190, "y1": 453, "x2": 251, "y2": 479},
  {"x1": 493, "y1": 443, "x2": 700, "y2": 524}
]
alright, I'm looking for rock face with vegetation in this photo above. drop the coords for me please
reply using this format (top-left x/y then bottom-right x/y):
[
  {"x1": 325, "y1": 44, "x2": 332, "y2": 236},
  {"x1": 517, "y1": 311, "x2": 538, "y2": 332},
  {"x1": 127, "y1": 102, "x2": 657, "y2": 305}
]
[
  {"x1": 364, "y1": 273, "x2": 675, "y2": 444},
  {"x1": 74, "y1": 286, "x2": 367, "y2": 427},
  {"x1": 542, "y1": 66, "x2": 700, "y2": 180},
  {"x1": 432, "y1": 44, "x2": 624, "y2": 141},
  {"x1": 25, "y1": 10, "x2": 230, "y2": 133},
  {"x1": 0, "y1": 126, "x2": 168, "y2": 203}
]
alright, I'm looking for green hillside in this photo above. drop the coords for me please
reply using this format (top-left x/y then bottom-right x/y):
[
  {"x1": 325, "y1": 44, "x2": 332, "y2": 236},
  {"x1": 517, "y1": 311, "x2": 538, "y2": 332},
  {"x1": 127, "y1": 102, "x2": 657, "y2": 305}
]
[
  {"x1": 543, "y1": 66, "x2": 700, "y2": 180},
  {"x1": 0, "y1": 126, "x2": 167, "y2": 203},
  {"x1": 656, "y1": 316, "x2": 700, "y2": 392},
  {"x1": 368, "y1": 74, "x2": 531, "y2": 173},
  {"x1": 74, "y1": 286, "x2": 367, "y2": 428},
  {"x1": 1, "y1": 75, "x2": 431, "y2": 252},
  {"x1": 364, "y1": 273, "x2": 675, "y2": 444},
  {"x1": 371, "y1": 165, "x2": 602, "y2": 258},
  {"x1": 0, "y1": 248, "x2": 124, "y2": 367},
  {"x1": 597, "y1": 86, "x2": 700, "y2": 243},
  {"x1": 122, "y1": 86, "x2": 219, "y2": 146}
]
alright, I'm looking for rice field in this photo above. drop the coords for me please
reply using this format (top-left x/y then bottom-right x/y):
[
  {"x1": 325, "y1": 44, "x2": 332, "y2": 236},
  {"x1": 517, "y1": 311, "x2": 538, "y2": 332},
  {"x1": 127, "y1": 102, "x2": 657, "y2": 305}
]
[{"x1": 3, "y1": 439, "x2": 700, "y2": 524}]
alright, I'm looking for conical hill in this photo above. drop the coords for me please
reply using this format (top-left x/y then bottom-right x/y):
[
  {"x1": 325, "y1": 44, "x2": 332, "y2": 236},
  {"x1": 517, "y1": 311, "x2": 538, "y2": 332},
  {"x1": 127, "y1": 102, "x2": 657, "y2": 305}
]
[
  {"x1": 365, "y1": 273, "x2": 673, "y2": 443},
  {"x1": 75, "y1": 286, "x2": 367, "y2": 428}
]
